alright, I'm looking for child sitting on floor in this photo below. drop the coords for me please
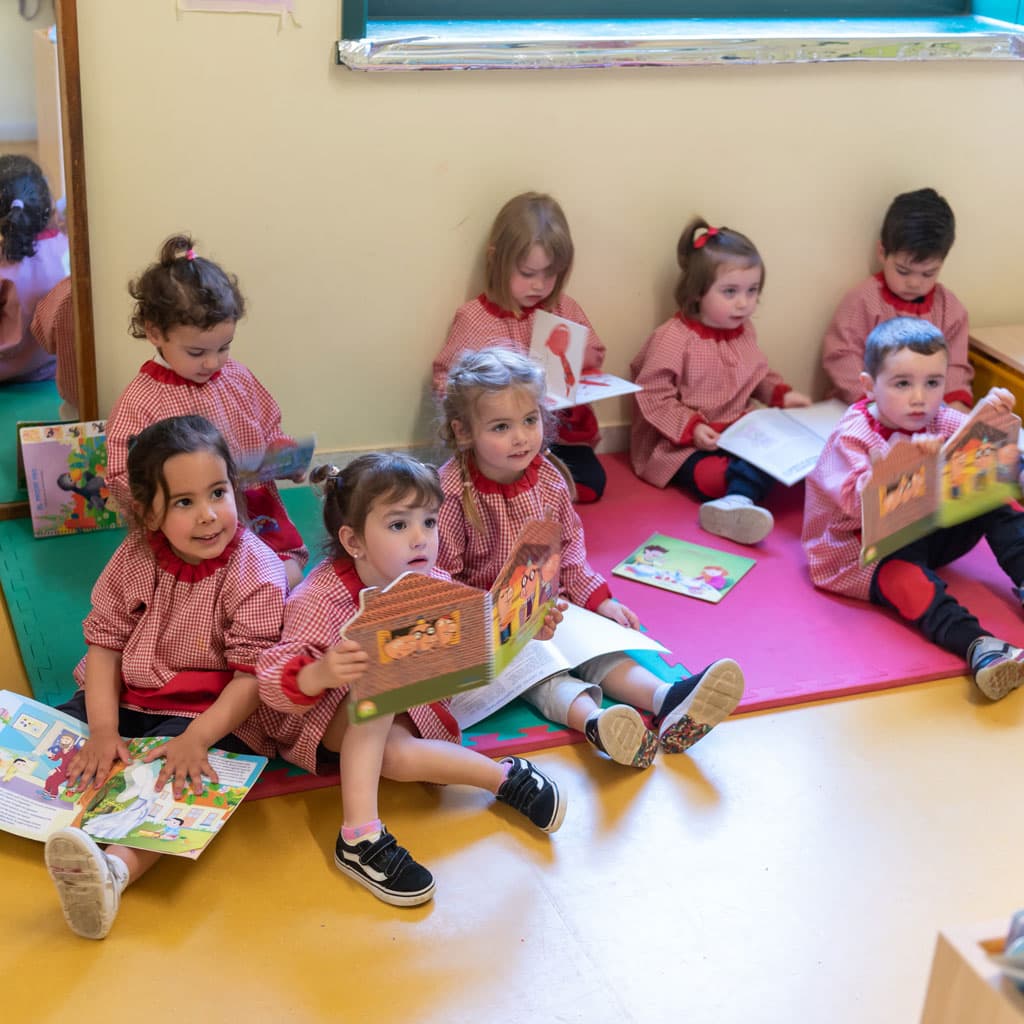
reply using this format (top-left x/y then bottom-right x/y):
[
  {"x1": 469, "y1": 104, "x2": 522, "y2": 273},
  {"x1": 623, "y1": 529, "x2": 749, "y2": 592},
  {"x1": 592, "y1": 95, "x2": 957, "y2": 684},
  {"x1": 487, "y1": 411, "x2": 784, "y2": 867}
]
[
  {"x1": 437, "y1": 346, "x2": 745, "y2": 769},
  {"x1": 821, "y1": 187, "x2": 973, "y2": 412},
  {"x1": 630, "y1": 216, "x2": 810, "y2": 545},
  {"x1": 803, "y1": 316, "x2": 1024, "y2": 700}
]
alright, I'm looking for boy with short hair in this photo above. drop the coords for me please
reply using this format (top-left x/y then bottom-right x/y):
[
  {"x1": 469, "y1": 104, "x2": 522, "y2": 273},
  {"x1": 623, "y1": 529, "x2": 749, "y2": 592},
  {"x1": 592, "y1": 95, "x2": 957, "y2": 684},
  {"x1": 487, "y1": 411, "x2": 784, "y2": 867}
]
[
  {"x1": 803, "y1": 316, "x2": 1024, "y2": 700},
  {"x1": 822, "y1": 187, "x2": 973, "y2": 411}
]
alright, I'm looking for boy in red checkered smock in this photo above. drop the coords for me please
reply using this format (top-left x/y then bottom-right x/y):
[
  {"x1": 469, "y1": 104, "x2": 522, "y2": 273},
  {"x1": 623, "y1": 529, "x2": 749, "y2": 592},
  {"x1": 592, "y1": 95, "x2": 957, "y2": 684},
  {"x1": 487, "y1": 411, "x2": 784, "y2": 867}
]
[
  {"x1": 821, "y1": 188, "x2": 973, "y2": 412},
  {"x1": 433, "y1": 192, "x2": 608, "y2": 503},
  {"x1": 803, "y1": 317, "x2": 1024, "y2": 701},
  {"x1": 630, "y1": 217, "x2": 811, "y2": 545},
  {"x1": 437, "y1": 347, "x2": 745, "y2": 773},
  {"x1": 106, "y1": 235, "x2": 308, "y2": 589},
  {"x1": 255, "y1": 452, "x2": 566, "y2": 909},
  {"x1": 43, "y1": 415, "x2": 289, "y2": 940}
]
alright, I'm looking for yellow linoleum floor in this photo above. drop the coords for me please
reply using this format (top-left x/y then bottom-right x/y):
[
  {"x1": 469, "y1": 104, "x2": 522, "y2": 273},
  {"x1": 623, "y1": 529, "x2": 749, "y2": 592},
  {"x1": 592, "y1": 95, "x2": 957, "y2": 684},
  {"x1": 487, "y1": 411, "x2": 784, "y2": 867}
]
[{"x1": 4, "y1": 611, "x2": 1023, "y2": 1023}]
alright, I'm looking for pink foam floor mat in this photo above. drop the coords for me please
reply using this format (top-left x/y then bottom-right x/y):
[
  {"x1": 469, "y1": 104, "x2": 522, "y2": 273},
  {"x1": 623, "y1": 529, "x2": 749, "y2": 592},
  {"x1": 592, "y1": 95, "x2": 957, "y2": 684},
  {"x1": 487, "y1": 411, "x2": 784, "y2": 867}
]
[{"x1": 581, "y1": 453, "x2": 1024, "y2": 712}]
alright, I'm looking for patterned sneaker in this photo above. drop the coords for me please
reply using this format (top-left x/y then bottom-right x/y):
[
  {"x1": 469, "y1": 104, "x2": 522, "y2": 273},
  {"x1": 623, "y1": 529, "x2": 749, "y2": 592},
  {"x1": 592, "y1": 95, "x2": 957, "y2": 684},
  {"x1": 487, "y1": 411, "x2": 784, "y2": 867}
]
[
  {"x1": 496, "y1": 756, "x2": 566, "y2": 833},
  {"x1": 699, "y1": 495, "x2": 773, "y2": 545},
  {"x1": 334, "y1": 827, "x2": 435, "y2": 907},
  {"x1": 44, "y1": 827, "x2": 124, "y2": 940},
  {"x1": 969, "y1": 637, "x2": 1024, "y2": 700},
  {"x1": 583, "y1": 705, "x2": 658, "y2": 769},
  {"x1": 654, "y1": 658, "x2": 745, "y2": 754}
]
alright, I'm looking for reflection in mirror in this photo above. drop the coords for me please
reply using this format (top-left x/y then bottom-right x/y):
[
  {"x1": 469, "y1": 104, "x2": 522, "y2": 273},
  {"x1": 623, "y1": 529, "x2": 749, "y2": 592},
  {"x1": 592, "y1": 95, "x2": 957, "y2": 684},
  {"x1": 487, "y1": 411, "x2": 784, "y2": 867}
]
[{"x1": 0, "y1": 0, "x2": 96, "y2": 515}]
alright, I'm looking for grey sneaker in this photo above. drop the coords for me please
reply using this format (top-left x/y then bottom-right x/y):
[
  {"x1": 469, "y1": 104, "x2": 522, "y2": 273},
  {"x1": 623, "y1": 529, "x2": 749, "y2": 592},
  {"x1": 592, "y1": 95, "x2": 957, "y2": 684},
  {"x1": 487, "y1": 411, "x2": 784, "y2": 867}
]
[
  {"x1": 699, "y1": 495, "x2": 773, "y2": 545},
  {"x1": 654, "y1": 658, "x2": 745, "y2": 753},
  {"x1": 334, "y1": 827, "x2": 435, "y2": 907},
  {"x1": 969, "y1": 637, "x2": 1024, "y2": 700},
  {"x1": 496, "y1": 756, "x2": 566, "y2": 832},
  {"x1": 583, "y1": 705, "x2": 658, "y2": 768},
  {"x1": 44, "y1": 827, "x2": 123, "y2": 940}
]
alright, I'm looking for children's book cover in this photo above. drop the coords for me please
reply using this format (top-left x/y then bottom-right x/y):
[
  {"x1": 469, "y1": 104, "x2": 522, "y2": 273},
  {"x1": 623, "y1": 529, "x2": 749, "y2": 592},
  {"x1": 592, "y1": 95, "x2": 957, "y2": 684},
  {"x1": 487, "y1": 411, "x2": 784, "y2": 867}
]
[
  {"x1": 236, "y1": 435, "x2": 316, "y2": 487},
  {"x1": 19, "y1": 419, "x2": 123, "y2": 538},
  {"x1": 0, "y1": 691, "x2": 266, "y2": 859},
  {"x1": 612, "y1": 533, "x2": 756, "y2": 603},
  {"x1": 860, "y1": 402, "x2": 1022, "y2": 566}
]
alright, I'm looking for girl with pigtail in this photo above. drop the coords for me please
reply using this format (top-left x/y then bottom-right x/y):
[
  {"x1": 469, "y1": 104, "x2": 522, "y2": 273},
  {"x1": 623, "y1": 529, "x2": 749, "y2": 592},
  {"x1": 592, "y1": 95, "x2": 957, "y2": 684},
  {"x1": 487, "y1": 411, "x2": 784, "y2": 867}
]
[
  {"x1": 630, "y1": 217, "x2": 811, "y2": 546},
  {"x1": 255, "y1": 452, "x2": 566, "y2": 910}
]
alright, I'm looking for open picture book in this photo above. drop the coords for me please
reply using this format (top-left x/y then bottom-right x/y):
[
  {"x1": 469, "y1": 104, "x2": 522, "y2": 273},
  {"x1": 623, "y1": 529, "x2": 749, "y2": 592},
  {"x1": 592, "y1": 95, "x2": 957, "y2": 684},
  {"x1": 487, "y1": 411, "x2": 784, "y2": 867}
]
[
  {"x1": 715, "y1": 399, "x2": 847, "y2": 486},
  {"x1": 0, "y1": 691, "x2": 266, "y2": 859},
  {"x1": 529, "y1": 309, "x2": 641, "y2": 411},
  {"x1": 860, "y1": 401, "x2": 1022, "y2": 565},
  {"x1": 612, "y1": 532, "x2": 756, "y2": 604}
]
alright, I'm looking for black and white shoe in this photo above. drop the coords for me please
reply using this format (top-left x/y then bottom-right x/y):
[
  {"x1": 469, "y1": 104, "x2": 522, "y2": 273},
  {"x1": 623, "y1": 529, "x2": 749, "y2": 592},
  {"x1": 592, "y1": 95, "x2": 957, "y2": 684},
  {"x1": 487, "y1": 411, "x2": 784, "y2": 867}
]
[
  {"x1": 334, "y1": 827, "x2": 435, "y2": 907},
  {"x1": 496, "y1": 757, "x2": 566, "y2": 833},
  {"x1": 583, "y1": 705, "x2": 658, "y2": 768},
  {"x1": 654, "y1": 658, "x2": 744, "y2": 753}
]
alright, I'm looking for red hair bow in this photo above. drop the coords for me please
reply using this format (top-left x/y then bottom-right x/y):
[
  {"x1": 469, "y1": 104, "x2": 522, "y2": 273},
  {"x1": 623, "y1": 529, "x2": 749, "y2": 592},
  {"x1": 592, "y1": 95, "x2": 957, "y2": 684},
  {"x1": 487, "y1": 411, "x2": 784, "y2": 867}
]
[{"x1": 692, "y1": 226, "x2": 719, "y2": 249}]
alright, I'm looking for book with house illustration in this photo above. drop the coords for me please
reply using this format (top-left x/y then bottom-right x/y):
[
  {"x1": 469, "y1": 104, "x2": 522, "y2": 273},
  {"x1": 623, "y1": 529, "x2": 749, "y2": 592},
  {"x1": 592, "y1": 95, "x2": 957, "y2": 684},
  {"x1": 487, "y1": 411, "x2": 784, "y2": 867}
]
[
  {"x1": 344, "y1": 518, "x2": 563, "y2": 723},
  {"x1": 860, "y1": 401, "x2": 1022, "y2": 566},
  {"x1": 0, "y1": 690, "x2": 266, "y2": 859},
  {"x1": 19, "y1": 419, "x2": 123, "y2": 538},
  {"x1": 529, "y1": 309, "x2": 641, "y2": 411},
  {"x1": 715, "y1": 399, "x2": 847, "y2": 486},
  {"x1": 611, "y1": 532, "x2": 756, "y2": 604},
  {"x1": 235, "y1": 434, "x2": 317, "y2": 487}
]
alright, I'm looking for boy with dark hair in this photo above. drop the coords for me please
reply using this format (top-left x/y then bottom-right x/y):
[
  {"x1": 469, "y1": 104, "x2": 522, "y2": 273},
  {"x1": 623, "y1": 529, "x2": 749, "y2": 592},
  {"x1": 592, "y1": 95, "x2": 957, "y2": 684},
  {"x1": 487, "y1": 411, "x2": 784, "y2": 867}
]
[{"x1": 822, "y1": 188, "x2": 973, "y2": 411}]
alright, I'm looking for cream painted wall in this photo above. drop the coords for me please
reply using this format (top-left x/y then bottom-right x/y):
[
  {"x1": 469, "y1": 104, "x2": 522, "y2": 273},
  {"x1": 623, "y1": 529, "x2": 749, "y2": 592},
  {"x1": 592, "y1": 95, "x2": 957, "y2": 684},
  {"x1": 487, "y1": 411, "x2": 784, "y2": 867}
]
[
  {"x1": 0, "y1": 4, "x2": 50, "y2": 139},
  {"x1": 77, "y1": 2, "x2": 1024, "y2": 454}
]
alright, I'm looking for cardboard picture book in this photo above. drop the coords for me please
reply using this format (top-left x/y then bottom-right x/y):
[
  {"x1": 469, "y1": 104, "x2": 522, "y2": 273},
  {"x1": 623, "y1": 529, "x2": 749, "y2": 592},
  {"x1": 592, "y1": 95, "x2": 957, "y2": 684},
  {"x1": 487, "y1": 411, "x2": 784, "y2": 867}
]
[
  {"x1": 529, "y1": 309, "x2": 640, "y2": 411},
  {"x1": 19, "y1": 419, "x2": 123, "y2": 538},
  {"x1": 715, "y1": 399, "x2": 847, "y2": 486},
  {"x1": 860, "y1": 402, "x2": 1022, "y2": 566},
  {"x1": 236, "y1": 435, "x2": 316, "y2": 487},
  {"x1": 612, "y1": 532, "x2": 756, "y2": 604},
  {"x1": 344, "y1": 518, "x2": 563, "y2": 723},
  {"x1": 0, "y1": 691, "x2": 266, "y2": 859}
]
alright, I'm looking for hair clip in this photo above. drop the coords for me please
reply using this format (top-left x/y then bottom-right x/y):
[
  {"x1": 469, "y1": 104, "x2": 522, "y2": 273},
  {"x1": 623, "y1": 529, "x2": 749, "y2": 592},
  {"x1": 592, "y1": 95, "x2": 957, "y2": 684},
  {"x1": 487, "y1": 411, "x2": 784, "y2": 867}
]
[
  {"x1": 185, "y1": 248, "x2": 196, "y2": 261},
  {"x1": 10, "y1": 199, "x2": 24, "y2": 210},
  {"x1": 692, "y1": 226, "x2": 719, "y2": 249}
]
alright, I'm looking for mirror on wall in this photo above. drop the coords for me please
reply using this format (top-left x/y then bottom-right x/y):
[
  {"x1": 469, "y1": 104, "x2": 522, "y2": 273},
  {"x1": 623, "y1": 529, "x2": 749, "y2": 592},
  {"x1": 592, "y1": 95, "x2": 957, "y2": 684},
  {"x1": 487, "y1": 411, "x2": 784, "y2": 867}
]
[{"x1": 0, "y1": 0, "x2": 97, "y2": 519}]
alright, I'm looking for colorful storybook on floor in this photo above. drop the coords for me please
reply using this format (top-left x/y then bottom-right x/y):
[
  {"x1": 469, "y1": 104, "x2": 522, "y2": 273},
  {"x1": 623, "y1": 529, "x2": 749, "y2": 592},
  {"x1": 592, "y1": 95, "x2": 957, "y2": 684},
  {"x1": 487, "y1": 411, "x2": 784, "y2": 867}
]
[
  {"x1": 716, "y1": 399, "x2": 847, "y2": 487},
  {"x1": 529, "y1": 309, "x2": 641, "y2": 410},
  {"x1": 860, "y1": 401, "x2": 1022, "y2": 566},
  {"x1": 18, "y1": 419, "x2": 123, "y2": 538},
  {"x1": 612, "y1": 532, "x2": 756, "y2": 603},
  {"x1": 0, "y1": 691, "x2": 266, "y2": 860},
  {"x1": 345, "y1": 518, "x2": 564, "y2": 723}
]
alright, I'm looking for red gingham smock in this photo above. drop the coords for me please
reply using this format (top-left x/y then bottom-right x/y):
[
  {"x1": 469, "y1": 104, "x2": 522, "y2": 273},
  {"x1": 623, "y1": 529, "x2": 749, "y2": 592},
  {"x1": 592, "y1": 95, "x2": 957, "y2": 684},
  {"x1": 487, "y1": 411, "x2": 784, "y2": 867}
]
[
  {"x1": 433, "y1": 293, "x2": 607, "y2": 447},
  {"x1": 255, "y1": 559, "x2": 461, "y2": 775},
  {"x1": 74, "y1": 525, "x2": 288, "y2": 756},
  {"x1": 436, "y1": 452, "x2": 610, "y2": 611},
  {"x1": 629, "y1": 314, "x2": 792, "y2": 488},
  {"x1": 106, "y1": 358, "x2": 308, "y2": 568},
  {"x1": 822, "y1": 273, "x2": 972, "y2": 408},
  {"x1": 30, "y1": 275, "x2": 77, "y2": 411},
  {"x1": 801, "y1": 399, "x2": 966, "y2": 600}
]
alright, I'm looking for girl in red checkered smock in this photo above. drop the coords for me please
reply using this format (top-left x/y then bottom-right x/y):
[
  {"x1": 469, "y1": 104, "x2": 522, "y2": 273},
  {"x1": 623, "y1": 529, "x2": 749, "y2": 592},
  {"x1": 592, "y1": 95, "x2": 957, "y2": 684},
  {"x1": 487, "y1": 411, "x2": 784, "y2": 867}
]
[
  {"x1": 437, "y1": 347, "x2": 745, "y2": 773},
  {"x1": 106, "y1": 235, "x2": 308, "y2": 589},
  {"x1": 630, "y1": 218, "x2": 811, "y2": 546},
  {"x1": 255, "y1": 453, "x2": 566, "y2": 909},
  {"x1": 43, "y1": 415, "x2": 289, "y2": 941},
  {"x1": 433, "y1": 192, "x2": 608, "y2": 503}
]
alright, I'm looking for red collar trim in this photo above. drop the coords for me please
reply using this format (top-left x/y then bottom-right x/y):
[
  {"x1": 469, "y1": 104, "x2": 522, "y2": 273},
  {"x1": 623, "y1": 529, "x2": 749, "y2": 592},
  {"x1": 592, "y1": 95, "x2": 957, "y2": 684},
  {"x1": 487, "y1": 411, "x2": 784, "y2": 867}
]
[
  {"x1": 478, "y1": 293, "x2": 531, "y2": 321},
  {"x1": 677, "y1": 313, "x2": 745, "y2": 342},
  {"x1": 140, "y1": 359, "x2": 222, "y2": 387},
  {"x1": 874, "y1": 272, "x2": 935, "y2": 315},
  {"x1": 467, "y1": 452, "x2": 542, "y2": 497},
  {"x1": 333, "y1": 559, "x2": 365, "y2": 603},
  {"x1": 36, "y1": 228, "x2": 60, "y2": 241},
  {"x1": 147, "y1": 524, "x2": 243, "y2": 581}
]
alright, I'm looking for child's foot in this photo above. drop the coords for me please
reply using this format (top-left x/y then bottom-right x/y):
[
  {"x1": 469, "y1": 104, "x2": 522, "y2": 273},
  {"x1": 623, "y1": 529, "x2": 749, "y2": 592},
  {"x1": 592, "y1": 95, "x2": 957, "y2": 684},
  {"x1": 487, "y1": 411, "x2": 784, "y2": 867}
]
[
  {"x1": 496, "y1": 756, "x2": 566, "y2": 832},
  {"x1": 44, "y1": 827, "x2": 126, "y2": 940},
  {"x1": 583, "y1": 706, "x2": 658, "y2": 768},
  {"x1": 699, "y1": 495, "x2": 773, "y2": 545},
  {"x1": 654, "y1": 658, "x2": 745, "y2": 753},
  {"x1": 334, "y1": 826, "x2": 435, "y2": 907},
  {"x1": 969, "y1": 637, "x2": 1024, "y2": 700}
]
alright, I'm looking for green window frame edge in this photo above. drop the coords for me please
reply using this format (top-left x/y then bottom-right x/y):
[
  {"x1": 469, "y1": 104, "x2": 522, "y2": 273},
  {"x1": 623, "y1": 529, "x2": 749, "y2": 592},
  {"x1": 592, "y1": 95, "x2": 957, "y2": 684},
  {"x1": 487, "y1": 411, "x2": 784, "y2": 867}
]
[{"x1": 338, "y1": 4, "x2": 1024, "y2": 71}]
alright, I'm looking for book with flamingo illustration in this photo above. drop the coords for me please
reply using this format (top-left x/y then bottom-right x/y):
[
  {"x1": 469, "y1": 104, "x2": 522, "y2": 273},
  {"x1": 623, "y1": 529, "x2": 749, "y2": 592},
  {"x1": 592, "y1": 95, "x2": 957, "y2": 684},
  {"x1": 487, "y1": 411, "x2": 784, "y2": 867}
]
[
  {"x1": 0, "y1": 690, "x2": 266, "y2": 859},
  {"x1": 529, "y1": 309, "x2": 640, "y2": 410}
]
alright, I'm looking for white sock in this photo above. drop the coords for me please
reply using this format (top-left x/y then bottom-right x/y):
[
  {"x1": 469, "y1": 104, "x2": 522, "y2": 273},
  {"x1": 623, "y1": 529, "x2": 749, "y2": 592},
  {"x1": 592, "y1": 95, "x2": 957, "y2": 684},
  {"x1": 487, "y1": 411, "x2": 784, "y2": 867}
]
[
  {"x1": 652, "y1": 683, "x2": 671, "y2": 717},
  {"x1": 105, "y1": 852, "x2": 130, "y2": 893}
]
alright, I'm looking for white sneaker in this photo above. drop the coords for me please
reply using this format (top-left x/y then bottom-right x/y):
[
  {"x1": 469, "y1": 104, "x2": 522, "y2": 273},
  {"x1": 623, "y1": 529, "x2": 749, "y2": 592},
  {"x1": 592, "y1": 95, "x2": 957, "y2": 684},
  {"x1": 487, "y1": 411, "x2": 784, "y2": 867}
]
[
  {"x1": 45, "y1": 827, "x2": 124, "y2": 939},
  {"x1": 699, "y1": 495, "x2": 773, "y2": 545}
]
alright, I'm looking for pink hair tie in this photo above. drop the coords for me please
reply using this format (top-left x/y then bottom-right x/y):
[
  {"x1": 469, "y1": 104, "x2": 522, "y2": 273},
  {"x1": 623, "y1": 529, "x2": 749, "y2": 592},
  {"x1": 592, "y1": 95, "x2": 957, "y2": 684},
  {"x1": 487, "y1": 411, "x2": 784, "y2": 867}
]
[
  {"x1": 692, "y1": 226, "x2": 719, "y2": 249},
  {"x1": 185, "y1": 248, "x2": 196, "y2": 261}
]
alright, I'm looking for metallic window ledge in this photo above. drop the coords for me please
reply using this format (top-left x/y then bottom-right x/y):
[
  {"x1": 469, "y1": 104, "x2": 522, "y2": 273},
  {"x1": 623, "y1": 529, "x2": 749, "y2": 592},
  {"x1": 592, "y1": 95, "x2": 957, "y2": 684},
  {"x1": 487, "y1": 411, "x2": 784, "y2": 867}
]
[{"x1": 336, "y1": 15, "x2": 1024, "y2": 71}]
